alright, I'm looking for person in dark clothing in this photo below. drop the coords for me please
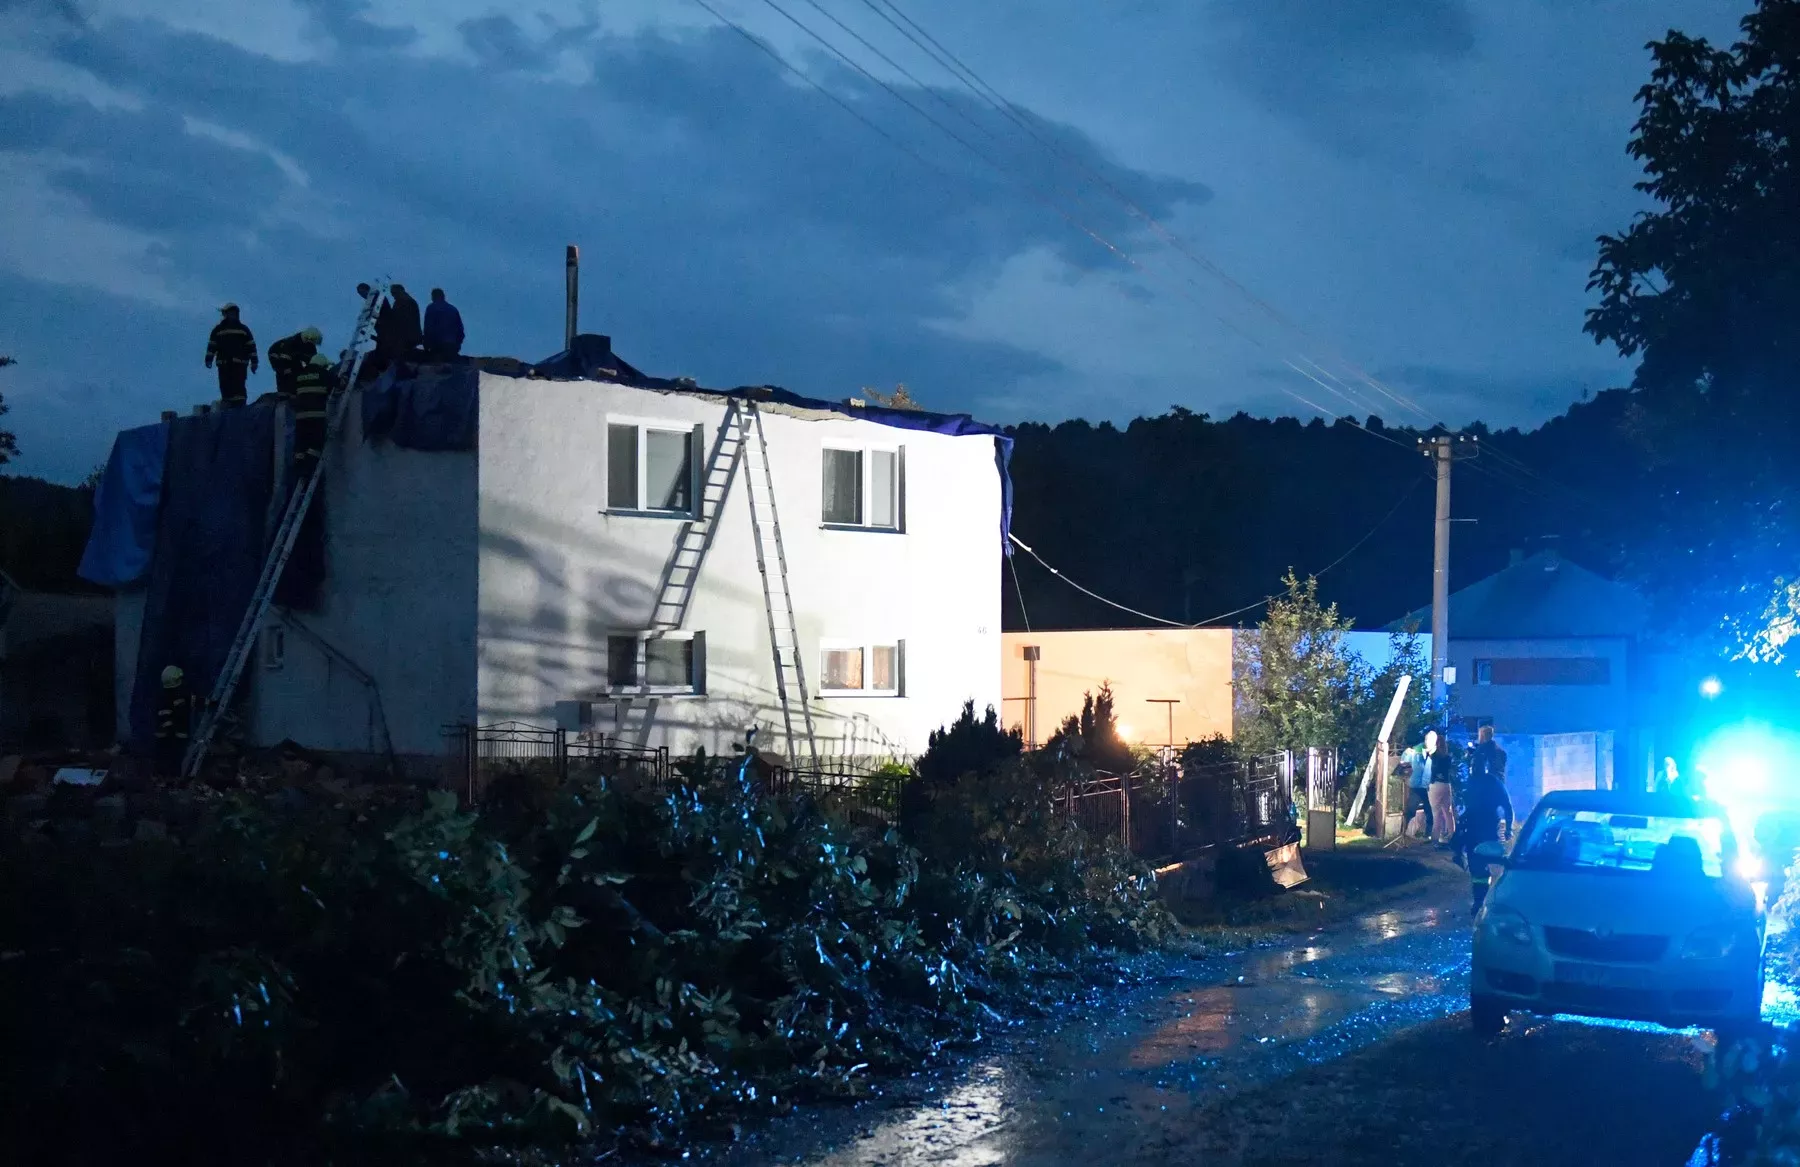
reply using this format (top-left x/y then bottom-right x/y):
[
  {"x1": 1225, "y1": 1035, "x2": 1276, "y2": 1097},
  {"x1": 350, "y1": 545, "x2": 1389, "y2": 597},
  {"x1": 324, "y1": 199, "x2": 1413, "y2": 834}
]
[
  {"x1": 154, "y1": 665, "x2": 191, "y2": 778},
  {"x1": 1461, "y1": 764, "x2": 1515, "y2": 914},
  {"x1": 1468, "y1": 725, "x2": 1507, "y2": 786},
  {"x1": 385, "y1": 283, "x2": 422, "y2": 356},
  {"x1": 205, "y1": 303, "x2": 259, "y2": 406},
  {"x1": 422, "y1": 287, "x2": 465, "y2": 361},
  {"x1": 293, "y1": 352, "x2": 335, "y2": 475},
  {"x1": 267, "y1": 327, "x2": 322, "y2": 399}
]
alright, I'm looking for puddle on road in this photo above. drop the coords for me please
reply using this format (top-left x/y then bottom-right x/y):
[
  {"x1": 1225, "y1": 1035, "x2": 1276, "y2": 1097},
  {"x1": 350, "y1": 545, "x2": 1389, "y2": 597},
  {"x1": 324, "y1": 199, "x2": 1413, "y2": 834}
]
[{"x1": 728, "y1": 897, "x2": 1478, "y2": 1166}]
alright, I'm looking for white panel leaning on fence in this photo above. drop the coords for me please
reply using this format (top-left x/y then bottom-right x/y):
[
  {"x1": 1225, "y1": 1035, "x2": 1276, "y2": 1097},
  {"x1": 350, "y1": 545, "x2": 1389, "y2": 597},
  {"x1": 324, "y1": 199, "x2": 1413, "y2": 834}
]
[{"x1": 1344, "y1": 674, "x2": 1413, "y2": 835}]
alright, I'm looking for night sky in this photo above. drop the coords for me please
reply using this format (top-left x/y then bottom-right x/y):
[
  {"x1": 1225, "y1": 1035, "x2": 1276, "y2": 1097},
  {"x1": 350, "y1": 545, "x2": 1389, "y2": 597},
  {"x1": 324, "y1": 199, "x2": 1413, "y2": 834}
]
[{"x1": 0, "y1": 0, "x2": 1740, "y2": 482}]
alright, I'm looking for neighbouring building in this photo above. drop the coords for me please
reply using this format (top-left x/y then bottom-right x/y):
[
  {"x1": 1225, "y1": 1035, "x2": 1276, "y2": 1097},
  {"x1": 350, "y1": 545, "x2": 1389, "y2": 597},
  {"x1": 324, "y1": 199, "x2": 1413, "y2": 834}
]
[
  {"x1": 999, "y1": 627, "x2": 1426, "y2": 750},
  {"x1": 83, "y1": 335, "x2": 1010, "y2": 768},
  {"x1": 0, "y1": 570, "x2": 114, "y2": 750},
  {"x1": 1394, "y1": 548, "x2": 1650, "y2": 795}
]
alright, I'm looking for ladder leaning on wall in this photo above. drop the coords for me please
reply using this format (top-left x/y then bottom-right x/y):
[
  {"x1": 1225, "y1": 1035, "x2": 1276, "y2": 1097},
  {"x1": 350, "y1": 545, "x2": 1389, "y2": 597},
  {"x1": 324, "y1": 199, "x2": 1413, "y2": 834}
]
[
  {"x1": 181, "y1": 282, "x2": 387, "y2": 778},
  {"x1": 740, "y1": 399, "x2": 821, "y2": 772}
]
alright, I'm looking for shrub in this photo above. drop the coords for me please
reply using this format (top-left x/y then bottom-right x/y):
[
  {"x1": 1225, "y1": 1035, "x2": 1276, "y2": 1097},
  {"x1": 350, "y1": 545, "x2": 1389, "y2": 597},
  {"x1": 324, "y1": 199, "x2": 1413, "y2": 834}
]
[
  {"x1": 915, "y1": 700, "x2": 1022, "y2": 789},
  {"x1": 0, "y1": 747, "x2": 1170, "y2": 1161}
]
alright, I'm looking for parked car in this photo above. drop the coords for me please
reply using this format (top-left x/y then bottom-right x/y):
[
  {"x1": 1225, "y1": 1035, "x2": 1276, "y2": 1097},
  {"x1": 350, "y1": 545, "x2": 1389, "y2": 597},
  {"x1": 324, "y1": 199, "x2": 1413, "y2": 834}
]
[{"x1": 1469, "y1": 790, "x2": 1764, "y2": 1036}]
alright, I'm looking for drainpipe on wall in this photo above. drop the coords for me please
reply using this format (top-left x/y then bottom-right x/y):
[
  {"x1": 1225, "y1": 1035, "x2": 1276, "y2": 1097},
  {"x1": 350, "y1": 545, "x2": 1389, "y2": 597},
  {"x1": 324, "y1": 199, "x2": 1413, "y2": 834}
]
[{"x1": 1023, "y1": 644, "x2": 1041, "y2": 749}]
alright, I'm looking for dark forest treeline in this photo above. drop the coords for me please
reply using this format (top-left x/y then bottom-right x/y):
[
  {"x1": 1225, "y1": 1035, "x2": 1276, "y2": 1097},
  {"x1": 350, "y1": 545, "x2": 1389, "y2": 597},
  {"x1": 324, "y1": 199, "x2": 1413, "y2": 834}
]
[{"x1": 1002, "y1": 391, "x2": 1642, "y2": 634}]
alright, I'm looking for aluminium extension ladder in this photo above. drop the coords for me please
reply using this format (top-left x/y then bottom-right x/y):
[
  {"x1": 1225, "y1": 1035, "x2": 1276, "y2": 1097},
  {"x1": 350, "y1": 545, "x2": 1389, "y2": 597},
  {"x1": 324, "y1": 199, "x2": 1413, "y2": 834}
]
[
  {"x1": 181, "y1": 282, "x2": 387, "y2": 777},
  {"x1": 741, "y1": 399, "x2": 821, "y2": 772},
  {"x1": 646, "y1": 400, "x2": 750, "y2": 633}
]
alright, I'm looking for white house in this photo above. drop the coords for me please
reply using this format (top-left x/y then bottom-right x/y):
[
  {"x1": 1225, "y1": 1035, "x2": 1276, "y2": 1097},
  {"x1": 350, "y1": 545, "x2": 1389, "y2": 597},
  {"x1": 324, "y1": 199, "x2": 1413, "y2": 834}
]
[{"x1": 102, "y1": 354, "x2": 1008, "y2": 768}]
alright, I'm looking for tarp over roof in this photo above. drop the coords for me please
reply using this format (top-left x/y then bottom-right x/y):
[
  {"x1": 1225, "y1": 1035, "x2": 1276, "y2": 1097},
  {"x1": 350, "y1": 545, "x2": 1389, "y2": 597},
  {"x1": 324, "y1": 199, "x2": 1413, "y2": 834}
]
[{"x1": 1393, "y1": 551, "x2": 1649, "y2": 640}]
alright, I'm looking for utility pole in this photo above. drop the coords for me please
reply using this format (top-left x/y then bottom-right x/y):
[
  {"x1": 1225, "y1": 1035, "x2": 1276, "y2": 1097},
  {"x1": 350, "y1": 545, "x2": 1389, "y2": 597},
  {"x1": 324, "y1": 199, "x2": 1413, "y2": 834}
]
[
  {"x1": 1419, "y1": 433, "x2": 1477, "y2": 712},
  {"x1": 564, "y1": 244, "x2": 579, "y2": 351}
]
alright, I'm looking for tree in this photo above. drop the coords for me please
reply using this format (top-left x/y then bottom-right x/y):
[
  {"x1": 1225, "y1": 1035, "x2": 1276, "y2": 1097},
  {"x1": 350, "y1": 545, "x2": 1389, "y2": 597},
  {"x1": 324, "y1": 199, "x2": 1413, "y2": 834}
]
[
  {"x1": 1233, "y1": 573, "x2": 1360, "y2": 757},
  {"x1": 1583, "y1": 0, "x2": 1800, "y2": 658},
  {"x1": 0, "y1": 356, "x2": 18, "y2": 467},
  {"x1": 1044, "y1": 682, "x2": 1135, "y2": 774}
]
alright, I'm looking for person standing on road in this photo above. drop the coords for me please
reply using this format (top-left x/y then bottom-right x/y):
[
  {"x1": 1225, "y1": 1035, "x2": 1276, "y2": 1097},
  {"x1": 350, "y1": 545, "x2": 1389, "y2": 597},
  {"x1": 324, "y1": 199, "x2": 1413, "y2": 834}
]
[
  {"x1": 1399, "y1": 734, "x2": 1434, "y2": 838},
  {"x1": 1427, "y1": 729, "x2": 1457, "y2": 846},
  {"x1": 1460, "y1": 760, "x2": 1515, "y2": 914}
]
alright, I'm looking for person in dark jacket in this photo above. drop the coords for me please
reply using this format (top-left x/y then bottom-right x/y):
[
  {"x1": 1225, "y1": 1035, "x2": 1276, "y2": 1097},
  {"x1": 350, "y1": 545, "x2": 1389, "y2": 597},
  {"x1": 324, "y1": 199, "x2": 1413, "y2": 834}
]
[
  {"x1": 205, "y1": 303, "x2": 259, "y2": 406},
  {"x1": 1461, "y1": 764, "x2": 1515, "y2": 914},
  {"x1": 155, "y1": 664, "x2": 192, "y2": 779},
  {"x1": 422, "y1": 287, "x2": 465, "y2": 361},
  {"x1": 267, "y1": 327, "x2": 322, "y2": 399},
  {"x1": 292, "y1": 352, "x2": 335, "y2": 475},
  {"x1": 379, "y1": 283, "x2": 422, "y2": 361}
]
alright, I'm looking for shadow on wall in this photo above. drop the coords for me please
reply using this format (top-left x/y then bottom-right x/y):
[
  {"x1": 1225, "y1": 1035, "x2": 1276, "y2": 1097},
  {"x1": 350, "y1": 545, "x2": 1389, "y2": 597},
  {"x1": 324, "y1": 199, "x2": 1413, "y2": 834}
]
[{"x1": 474, "y1": 506, "x2": 913, "y2": 763}]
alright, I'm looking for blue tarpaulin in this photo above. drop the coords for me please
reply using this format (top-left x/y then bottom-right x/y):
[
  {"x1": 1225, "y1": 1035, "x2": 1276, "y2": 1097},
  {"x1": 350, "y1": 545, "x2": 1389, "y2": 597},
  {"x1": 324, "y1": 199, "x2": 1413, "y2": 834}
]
[
  {"x1": 127, "y1": 404, "x2": 276, "y2": 751},
  {"x1": 362, "y1": 363, "x2": 478, "y2": 451},
  {"x1": 77, "y1": 422, "x2": 171, "y2": 588}
]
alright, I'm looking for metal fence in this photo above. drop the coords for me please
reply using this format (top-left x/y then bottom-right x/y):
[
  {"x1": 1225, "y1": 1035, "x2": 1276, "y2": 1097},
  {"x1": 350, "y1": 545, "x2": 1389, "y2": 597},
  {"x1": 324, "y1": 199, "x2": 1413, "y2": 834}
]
[
  {"x1": 446, "y1": 724, "x2": 902, "y2": 820},
  {"x1": 1067, "y1": 750, "x2": 1305, "y2": 861}
]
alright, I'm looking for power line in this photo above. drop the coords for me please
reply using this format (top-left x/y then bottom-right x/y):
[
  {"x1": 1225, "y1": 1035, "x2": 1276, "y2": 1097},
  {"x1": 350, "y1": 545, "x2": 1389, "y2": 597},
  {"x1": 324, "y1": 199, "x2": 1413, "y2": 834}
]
[
  {"x1": 1008, "y1": 473, "x2": 1427, "y2": 629},
  {"x1": 857, "y1": 0, "x2": 1436, "y2": 427},
  {"x1": 695, "y1": 0, "x2": 1402, "y2": 428},
  {"x1": 1007, "y1": 551, "x2": 1032, "y2": 633}
]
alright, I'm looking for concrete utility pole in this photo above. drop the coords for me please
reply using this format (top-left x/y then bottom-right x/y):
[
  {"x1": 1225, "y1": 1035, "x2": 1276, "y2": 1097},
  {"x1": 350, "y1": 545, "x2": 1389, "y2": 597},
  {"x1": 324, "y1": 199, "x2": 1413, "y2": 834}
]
[{"x1": 1419, "y1": 434, "x2": 1476, "y2": 711}]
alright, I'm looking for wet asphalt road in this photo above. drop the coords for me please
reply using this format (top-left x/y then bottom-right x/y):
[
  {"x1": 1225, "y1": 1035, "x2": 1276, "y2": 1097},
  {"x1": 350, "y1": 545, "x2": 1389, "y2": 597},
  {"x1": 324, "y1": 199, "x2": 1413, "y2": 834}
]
[{"x1": 715, "y1": 880, "x2": 1767, "y2": 1166}]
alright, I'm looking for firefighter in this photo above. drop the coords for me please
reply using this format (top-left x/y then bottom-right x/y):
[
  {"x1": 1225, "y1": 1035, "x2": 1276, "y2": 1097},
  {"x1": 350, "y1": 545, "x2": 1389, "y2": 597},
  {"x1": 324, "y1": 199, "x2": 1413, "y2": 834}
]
[
  {"x1": 268, "y1": 327, "x2": 323, "y2": 399},
  {"x1": 293, "y1": 351, "x2": 335, "y2": 475},
  {"x1": 1461, "y1": 758, "x2": 1516, "y2": 914},
  {"x1": 205, "y1": 303, "x2": 259, "y2": 406},
  {"x1": 155, "y1": 665, "x2": 192, "y2": 778}
]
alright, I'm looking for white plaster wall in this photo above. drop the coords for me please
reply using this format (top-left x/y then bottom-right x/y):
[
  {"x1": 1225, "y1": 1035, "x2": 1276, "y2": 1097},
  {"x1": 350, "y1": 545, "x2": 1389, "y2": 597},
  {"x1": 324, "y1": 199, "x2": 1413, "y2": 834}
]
[
  {"x1": 476, "y1": 376, "x2": 1003, "y2": 760},
  {"x1": 247, "y1": 394, "x2": 479, "y2": 756}
]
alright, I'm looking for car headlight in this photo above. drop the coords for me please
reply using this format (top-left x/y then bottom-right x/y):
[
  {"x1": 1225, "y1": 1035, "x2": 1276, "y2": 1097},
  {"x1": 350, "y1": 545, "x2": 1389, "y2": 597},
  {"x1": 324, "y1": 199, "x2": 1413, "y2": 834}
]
[
  {"x1": 1682, "y1": 923, "x2": 1752, "y2": 960},
  {"x1": 1481, "y1": 908, "x2": 1533, "y2": 948}
]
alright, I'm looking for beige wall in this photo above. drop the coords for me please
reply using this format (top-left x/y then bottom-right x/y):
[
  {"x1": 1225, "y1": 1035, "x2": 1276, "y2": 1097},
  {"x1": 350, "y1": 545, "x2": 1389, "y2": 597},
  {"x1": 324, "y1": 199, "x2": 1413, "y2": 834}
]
[{"x1": 1000, "y1": 629, "x2": 1236, "y2": 749}]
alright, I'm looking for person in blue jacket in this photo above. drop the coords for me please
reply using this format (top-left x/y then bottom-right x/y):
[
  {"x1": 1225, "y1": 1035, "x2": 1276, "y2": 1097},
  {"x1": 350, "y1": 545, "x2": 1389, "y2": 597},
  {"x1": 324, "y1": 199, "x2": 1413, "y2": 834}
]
[{"x1": 423, "y1": 287, "x2": 465, "y2": 362}]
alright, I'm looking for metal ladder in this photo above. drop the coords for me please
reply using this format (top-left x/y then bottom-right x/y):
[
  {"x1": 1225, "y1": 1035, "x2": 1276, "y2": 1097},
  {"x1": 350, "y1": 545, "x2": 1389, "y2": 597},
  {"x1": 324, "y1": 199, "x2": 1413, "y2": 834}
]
[
  {"x1": 181, "y1": 282, "x2": 386, "y2": 777},
  {"x1": 741, "y1": 399, "x2": 820, "y2": 771},
  {"x1": 648, "y1": 400, "x2": 749, "y2": 632}
]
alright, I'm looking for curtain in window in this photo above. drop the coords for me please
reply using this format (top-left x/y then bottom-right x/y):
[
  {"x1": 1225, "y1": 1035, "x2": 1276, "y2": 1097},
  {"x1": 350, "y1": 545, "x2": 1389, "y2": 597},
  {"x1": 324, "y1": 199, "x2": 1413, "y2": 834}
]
[
  {"x1": 645, "y1": 430, "x2": 692, "y2": 512},
  {"x1": 822, "y1": 647, "x2": 864, "y2": 689}
]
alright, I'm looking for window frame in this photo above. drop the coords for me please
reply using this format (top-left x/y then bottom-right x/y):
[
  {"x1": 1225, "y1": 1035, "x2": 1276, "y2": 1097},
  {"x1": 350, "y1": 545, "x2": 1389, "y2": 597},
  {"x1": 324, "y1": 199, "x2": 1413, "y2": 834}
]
[
  {"x1": 604, "y1": 416, "x2": 703, "y2": 518},
  {"x1": 262, "y1": 622, "x2": 286, "y2": 671},
  {"x1": 818, "y1": 638, "x2": 904, "y2": 697},
  {"x1": 820, "y1": 441, "x2": 904, "y2": 532},
  {"x1": 602, "y1": 629, "x2": 706, "y2": 697}
]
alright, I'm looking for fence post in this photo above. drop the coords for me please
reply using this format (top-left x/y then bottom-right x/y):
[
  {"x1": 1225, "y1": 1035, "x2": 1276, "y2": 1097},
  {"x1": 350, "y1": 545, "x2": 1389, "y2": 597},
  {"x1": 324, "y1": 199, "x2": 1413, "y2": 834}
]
[
  {"x1": 1120, "y1": 772, "x2": 1131, "y2": 851},
  {"x1": 555, "y1": 727, "x2": 568, "y2": 785},
  {"x1": 463, "y1": 724, "x2": 477, "y2": 805}
]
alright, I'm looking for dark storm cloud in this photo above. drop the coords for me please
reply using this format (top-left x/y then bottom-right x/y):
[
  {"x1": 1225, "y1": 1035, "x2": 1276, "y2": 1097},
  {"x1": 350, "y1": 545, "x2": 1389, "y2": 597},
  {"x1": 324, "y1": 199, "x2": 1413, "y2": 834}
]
[
  {"x1": 1206, "y1": 0, "x2": 1478, "y2": 155},
  {"x1": 2, "y1": 8, "x2": 1206, "y2": 479}
]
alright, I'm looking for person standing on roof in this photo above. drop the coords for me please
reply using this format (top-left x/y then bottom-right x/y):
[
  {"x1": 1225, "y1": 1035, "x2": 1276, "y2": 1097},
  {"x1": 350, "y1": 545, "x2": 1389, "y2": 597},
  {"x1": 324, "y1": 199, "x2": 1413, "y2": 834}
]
[
  {"x1": 292, "y1": 351, "x2": 335, "y2": 476},
  {"x1": 422, "y1": 288, "x2": 465, "y2": 362},
  {"x1": 381, "y1": 283, "x2": 423, "y2": 362},
  {"x1": 155, "y1": 665, "x2": 192, "y2": 779},
  {"x1": 267, "y1": 327, "x2": 323, "y2": 400},
  {"x1": 205, "y1": 303, "x2": 259, "y2": 407}
]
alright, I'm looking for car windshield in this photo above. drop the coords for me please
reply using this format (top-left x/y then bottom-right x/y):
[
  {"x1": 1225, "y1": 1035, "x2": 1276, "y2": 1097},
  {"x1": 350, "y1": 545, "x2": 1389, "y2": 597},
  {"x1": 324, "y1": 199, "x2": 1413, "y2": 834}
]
[{"x1": 1513, "y1": 808, "x2": 1731, "y2": 878}]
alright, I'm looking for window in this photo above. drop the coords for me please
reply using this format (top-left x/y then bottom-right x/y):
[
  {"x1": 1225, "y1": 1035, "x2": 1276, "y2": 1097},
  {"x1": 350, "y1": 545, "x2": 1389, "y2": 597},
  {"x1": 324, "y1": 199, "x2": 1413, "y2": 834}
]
[
  {"x1": 604, "y1": 631, "x2": 704, "y2": 694},
  {"x1": 822, "y1": 445, "x2": 901, "y2": 529},
  {"x1": 820, "y1": 641, "x2": 902, "y2": 695},
  {"x1": 262, "y1": 623, "x2": 286, "y2": 671},
  {"x1": 607, "y1": 421, "x2": 698, "y2": 515},
  {"x1": 1483, "y1": 657, "x2": 1610, "y2": 686},
  {"x1": 1474, "y1": 659, "x2": 1493, "y2": 686},
  {"x1": 1514, "y1": 807, "x2": 1731, "y2": 879}
]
